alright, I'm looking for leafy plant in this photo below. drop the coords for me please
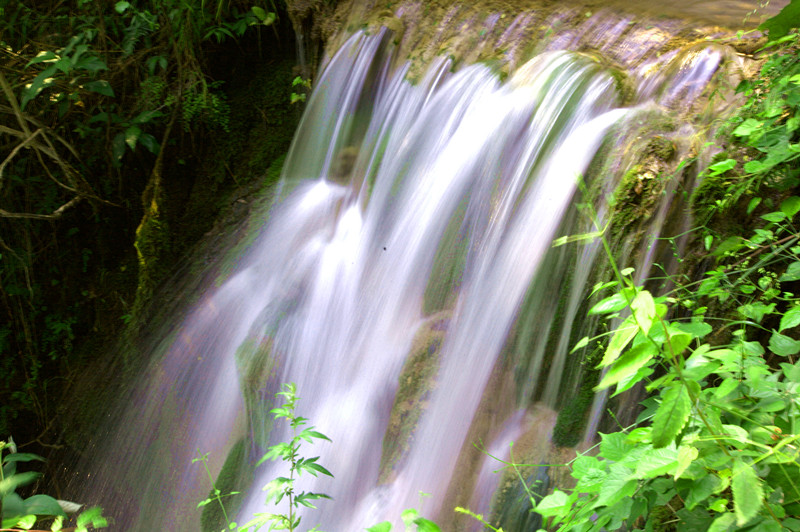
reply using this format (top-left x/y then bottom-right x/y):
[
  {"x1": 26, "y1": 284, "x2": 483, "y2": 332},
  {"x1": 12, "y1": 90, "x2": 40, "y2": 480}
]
[
  {"x1": 198, "y1": 383, "x2": 333, "y2": 532},
  {"x1": 529, "y1": 203, "x2": 800, "y2": 529},
  {"x1": 1, "y1": 437, "x2": 108, "y2": 531}
]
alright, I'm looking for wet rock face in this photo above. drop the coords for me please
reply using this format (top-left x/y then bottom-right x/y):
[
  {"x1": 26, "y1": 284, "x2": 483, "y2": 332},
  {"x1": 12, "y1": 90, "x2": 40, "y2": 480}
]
[{"x1": 379, "y1": 311, "x2": 450, "y2": 483}]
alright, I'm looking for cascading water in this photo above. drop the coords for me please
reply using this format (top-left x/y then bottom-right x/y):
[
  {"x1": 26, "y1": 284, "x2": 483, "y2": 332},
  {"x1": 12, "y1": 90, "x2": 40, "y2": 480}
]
[{"x1": 69, "y1": 3, "x2": 754, "y2": 530}]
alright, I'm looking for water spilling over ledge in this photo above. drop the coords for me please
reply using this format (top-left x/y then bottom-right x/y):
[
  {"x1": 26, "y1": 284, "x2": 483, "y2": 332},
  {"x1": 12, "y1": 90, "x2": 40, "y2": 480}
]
[{"x1": 67, "y1": 2, "x2": 766, "y2": 530}]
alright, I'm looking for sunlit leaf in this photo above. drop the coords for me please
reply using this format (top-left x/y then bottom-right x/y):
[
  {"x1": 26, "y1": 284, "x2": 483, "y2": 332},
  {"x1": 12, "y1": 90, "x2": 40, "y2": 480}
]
[
  {"x1": 596, "y1": 342, "x2": 656, "y2": 390},
  {"x1": 769, "y1": 330, "x2": 800, "y2": 356},
  {"x1": 651, "y1": 383, "x2": 691, "y2": 448},
  {"x1": 732, "y1": 459, "x2": 763, "y2": 525}
]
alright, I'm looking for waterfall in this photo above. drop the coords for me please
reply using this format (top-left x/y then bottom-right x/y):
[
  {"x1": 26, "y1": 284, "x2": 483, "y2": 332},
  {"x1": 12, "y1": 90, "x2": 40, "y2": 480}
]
[{"x1": 70, "y1": 5, "x2": 747, "y2": 531}]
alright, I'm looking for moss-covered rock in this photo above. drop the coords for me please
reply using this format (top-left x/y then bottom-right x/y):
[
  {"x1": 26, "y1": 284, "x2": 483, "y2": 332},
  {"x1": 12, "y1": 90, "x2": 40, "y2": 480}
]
[{"x1": 379, "y1": 311, "x2": 450, "y2": 482}]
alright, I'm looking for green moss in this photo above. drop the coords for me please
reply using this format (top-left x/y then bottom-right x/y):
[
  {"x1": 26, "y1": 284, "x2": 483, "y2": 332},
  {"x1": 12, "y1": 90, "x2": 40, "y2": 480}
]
[
  {"x1": 200, "y1": 438, "x2": 252, "y2": 532},
  {"x1": 551, "y1": 345, "x2": 602, "y2": 448},
  {"x1": 379, "y1": 312, "x2": 449, "y2": 482}
]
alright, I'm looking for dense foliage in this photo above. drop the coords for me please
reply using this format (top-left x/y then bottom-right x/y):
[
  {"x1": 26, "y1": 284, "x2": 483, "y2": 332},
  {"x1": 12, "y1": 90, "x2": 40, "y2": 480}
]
[
  {"x1": 0, "y1": 0, "x2": 290, "y2": 443},
  {"x1": 529, "y1": 8, "x2": 800, "y2": 531}
]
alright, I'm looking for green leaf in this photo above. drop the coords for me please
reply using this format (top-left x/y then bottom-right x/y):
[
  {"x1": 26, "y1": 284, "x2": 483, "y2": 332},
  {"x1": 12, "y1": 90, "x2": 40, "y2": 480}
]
[
  {"x1": 633, "y1": 446, "x2": 679, "y2": 479},
  {"x1": 26, "y1": 51, "x2": 57, "y2": 66},
  {"x1": 675, "y1": 321, "x2": 712, "y2": 339},
  {"x1": 687, "y1": 474, "x2": 727, "y2": 510},
  {"x1": 570, "y1": 336, "x2": 590, "y2": 353},
  {"x1": 413, "y1": 517, "x2": 441, "y2": 532},
  {"x1": 675, "y1": 445, "x2": 698, "y2": 480},
  {"x1": 732, "y1": 459, "x2": 763, "y2": 526},
  {"x1": 596, "y1": 463, "x2": 637, "y2": 507},
  {"x1": 535, "y1": 490, "x2": 570, "y2": 517},
  {"x1": 599, "y1": 432, "x2": 629, "y2": 461},
  {"x1": 707, "y1": 158, "x2": 736, "y2": 175},
  {"x1": 738, "y1": 302, "x2": 776, "y2": 323},
  {"x1": 589, "y1": 293, "x2": 628, "y2": 315},
  {"x1": 761, "y1": 211, "x2": 787, "y2": 222},
  {"x1": 23, "y1": 494, "x2": 67, "y2": 517},
  {"x1": 769, "y1": 330, "x2": 800, "y2": 356},
  {"x1": 708, "y1": 512, "x2": 736, "y2": 532},
  {"x1": 782, "y1": 361, "x2": 800, "y2": 382},
  {"x1": 596, "y1": 342, "x2": 656, "y2": 390},
  {"x1": 2, "y1": 453, "x2": 44, "y2": 464},
  {"x1": 744, "y1": 159, "x2": 769, "y2": 174},
  {"x1": 781, "y1": 261, "x2": 800, "y2": 282},
  {"x1": 781, "y1": 196, "x2": 800, "y2": 218},
  {"x1": 781, "y1": 306, "x2": 800, "y2": 331},
  {"x1": 759, "y1": 0, "x2": 800, "y2": 40},
  {"x1": 733, "y1": 118, "x2": 763, "y2": 137},
  {"x1": 84, "y1": 80, "x2": 115, "y2": 97},
  {"x1": 599, "y1": 317, "x2": 638, "y2": 368},
  {"x1": 112, "y1": 133, "x2": 126, "y2": 164},
  {"x1": 651, "y1": 383, "x2": 691, "y2": 448},
  {"x1": 0, "y1": 472, "x2": 41, "y2": 497},
  {"x1": 21, "y1": 65, "x2": 58, "y2": 109},
  {"x1": 124, "y1": 125, "x2": 141, "y2": 150},
  {"x1": 115, "y1": 1, "x2": 131, "y2": 13},
  {"x1": 138, "y1": 133, "x2": 160, "y2": 155},
  {"x1": 366, "y1": 522, "x2": 392, "y2": 532}
]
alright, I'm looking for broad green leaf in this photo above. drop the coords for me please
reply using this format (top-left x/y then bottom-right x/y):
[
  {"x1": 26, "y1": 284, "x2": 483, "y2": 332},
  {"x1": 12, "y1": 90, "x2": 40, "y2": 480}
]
[
  {"x1": 84, "y1": 80, "x2": 114, "y2": 97},
  {"x1": 366, "y1": 522, "x2": 392, "y2": 532},
  {"x1": 21, "y1": 65, "x2": 58, "y2": 109},
  {"x1": 781, "y1": 196, "x2": 800, "y2": 218},
  {"x1": 707, "y1": 158, "x2": 736, "y2": 175},
  {"x1": 612, "y1": 365, "x2": 654, "y2": 397},
  {"x1": 675, "y1": 445, "x2": 698, "y2": 480},
  {"x1": 675, "y1": 321, "x2": 712, "y2": 339},
  {"x1": 633, "y1": 446, "x2": 679, "y2": 479},
  {"x1": 747, "y1": 197, "x2": 762, "y2": 214},
  {"x1": 759, "y1": 0, "x2": 800, "y2": 40},
  {"x1": 599, "y1": 317, "x2": 638, "y2": 368},
  {"x1": 732, "y1": 459, "x2": 763, "y2": 525},
  {"x1": 733, "y1": 118, "x2": 762, "y2": 137},
  {"x1": 708, "y1": 513, "x2": 736, "y2": 532},
  {"x1": 596, "y1": 463, "x2": 636, "y2": 507},
  {"x1": 413, "y1": 517, "x2": 441, "y2": 532},
  {"x1": 26, "y1": 51, "x2": 57, "y2": 66},
  {"x1": 599, "y1": 432, "x2": 629, "y2": 461},
  {"x1": 596, "y1": 342, "x2": 656, "y2": 390},
  {"x1": 687, "y1": 474, "x2": 726, "y2": 510},
  {"x1": 631, "y1": 290, "x2": 656, "y2": 333},
  {"x1": 744, "y1": 159, "x2": 768, "y2": 173},
  {"x1": 769, "y1": 330, "x2": 800, "y2": 356},
  {"x1": 782, "y1": 361, "x2": 800, "y2": 382},
  {"x1": 535, "y1": 490, "x2": 569, "y2": 517},
  {"x1": 138, "y1": 133, "x2": 160, "y2": 155},
  {"x1": 115, "y1": 1, "x2": 131, "y2": 13},
  {"x1": 781, "y1": 306, "x2": 800, "y2": 331},
  {"x1": 124, "y1": 125, "x2": 141, "y2": 150},
  {"x1": 713, "y1": 377, "x2": 740, "y2": 398},
  {"x1": 589, "y1": 293, "x2": 628, "y2": 315},
  {"x1": 24, "y1": 494, "x2": 67, "y2": 517},
  {"x1": 651, "y1": 383, "x2": 691, "y2": 448},
  {"x1": 761, "y1": 211, "x2": 786, "y2": 222},
  {"x1": 738, "y1": 302, "x2": 776, "y2": 323},
  {"x1": 781, "y1": 261, "x2": 800, "y2": 282}
]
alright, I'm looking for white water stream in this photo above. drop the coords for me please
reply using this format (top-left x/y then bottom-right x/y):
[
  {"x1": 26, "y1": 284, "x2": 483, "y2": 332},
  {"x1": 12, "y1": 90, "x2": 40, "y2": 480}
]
[{"x1": 72, "y1": 10, "x2": 737, "y2": 530}]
